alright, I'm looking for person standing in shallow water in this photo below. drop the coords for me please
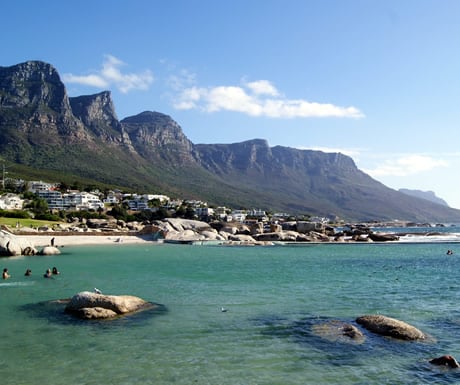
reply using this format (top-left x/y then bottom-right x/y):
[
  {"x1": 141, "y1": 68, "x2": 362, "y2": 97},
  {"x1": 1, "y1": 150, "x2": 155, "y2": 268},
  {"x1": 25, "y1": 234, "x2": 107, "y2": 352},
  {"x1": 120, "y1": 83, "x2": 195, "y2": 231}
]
[{"x1": 2, "y1": 268, "x2": 10, "y2": 279}]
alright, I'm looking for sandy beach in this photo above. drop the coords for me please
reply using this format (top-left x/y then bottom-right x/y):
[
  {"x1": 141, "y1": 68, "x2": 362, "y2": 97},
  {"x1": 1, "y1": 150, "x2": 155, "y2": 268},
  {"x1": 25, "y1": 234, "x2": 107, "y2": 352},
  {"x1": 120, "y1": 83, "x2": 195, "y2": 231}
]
[{"x1": 14, "y1": 233, "x2": 155, "y2": 248}]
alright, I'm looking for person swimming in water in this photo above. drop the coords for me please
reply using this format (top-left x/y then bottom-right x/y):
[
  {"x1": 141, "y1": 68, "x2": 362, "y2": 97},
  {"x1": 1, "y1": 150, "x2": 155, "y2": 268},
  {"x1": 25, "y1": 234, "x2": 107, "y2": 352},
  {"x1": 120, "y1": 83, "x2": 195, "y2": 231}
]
[
  {"x1": 2, "y1": 268, "x2": 10, "y2": 280},
  {"x1": 52, "y1": 267, "x2": 60, "y2": 275},
  {"x1": 44, "y1": 268, "x2": 52, "y2": 278},
  {"x1": 24, "y1": 269, "x2": 32, "y2": 276}
]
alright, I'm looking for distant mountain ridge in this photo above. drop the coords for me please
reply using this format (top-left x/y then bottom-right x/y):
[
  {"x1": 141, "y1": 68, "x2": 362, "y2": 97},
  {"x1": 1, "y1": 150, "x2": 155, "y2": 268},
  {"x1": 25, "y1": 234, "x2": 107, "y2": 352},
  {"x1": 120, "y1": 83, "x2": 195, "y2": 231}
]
[
  {"x1": 1, "y1": 60, "x2": 460, "y2": 222},
  {"x1": 399, "y1": 189, "x2": 449, "y2": 207}
]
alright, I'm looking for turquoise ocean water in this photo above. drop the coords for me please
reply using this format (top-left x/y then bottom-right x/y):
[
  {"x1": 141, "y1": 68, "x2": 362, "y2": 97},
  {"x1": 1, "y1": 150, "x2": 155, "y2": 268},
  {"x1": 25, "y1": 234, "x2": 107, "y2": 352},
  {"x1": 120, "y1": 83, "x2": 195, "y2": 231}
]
[{"x1": 1, "y1": 240, "x2": 460, "y2": 384}]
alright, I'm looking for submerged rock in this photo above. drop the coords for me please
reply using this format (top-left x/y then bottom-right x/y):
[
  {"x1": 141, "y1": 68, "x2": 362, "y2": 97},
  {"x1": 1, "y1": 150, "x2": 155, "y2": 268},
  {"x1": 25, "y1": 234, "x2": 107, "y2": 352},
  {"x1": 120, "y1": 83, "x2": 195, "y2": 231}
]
[
  {"x1": 356, "y1": 314, "x2": 426, "y2": 341},
  {"x1": 311, "y1": 320, "x2": 365, "y2": 344},
  {"x1": 65, "y1": 291, "x2": 152, "y2": 320}
]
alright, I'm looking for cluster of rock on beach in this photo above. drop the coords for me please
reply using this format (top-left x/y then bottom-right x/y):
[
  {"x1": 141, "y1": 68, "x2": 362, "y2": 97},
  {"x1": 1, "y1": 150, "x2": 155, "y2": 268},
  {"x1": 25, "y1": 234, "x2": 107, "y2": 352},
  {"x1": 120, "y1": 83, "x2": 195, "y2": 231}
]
[
  {"x1": 23, "y1": 217, "x2": 401, "y2": 244},
  {"x1": 149, "y1": 218, "x2": 402, "y2": 244},
  {"x1": 0, "y1": 218, "x2": 406, "y2": 255}
]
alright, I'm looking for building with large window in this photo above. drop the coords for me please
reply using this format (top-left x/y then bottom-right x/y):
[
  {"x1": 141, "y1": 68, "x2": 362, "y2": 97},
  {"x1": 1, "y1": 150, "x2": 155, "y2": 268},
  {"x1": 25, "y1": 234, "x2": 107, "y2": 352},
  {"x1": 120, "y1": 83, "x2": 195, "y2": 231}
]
[{"x1": 36, "y1": 190, "x2": 103, "y2": 211}]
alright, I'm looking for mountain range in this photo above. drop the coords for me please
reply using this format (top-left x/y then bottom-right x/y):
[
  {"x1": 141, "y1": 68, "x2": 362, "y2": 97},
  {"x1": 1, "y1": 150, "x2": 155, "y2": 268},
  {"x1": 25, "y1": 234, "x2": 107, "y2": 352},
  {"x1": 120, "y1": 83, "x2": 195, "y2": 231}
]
[{"x1": 1, "y1": 60, "x2": 460, "y2": 222}]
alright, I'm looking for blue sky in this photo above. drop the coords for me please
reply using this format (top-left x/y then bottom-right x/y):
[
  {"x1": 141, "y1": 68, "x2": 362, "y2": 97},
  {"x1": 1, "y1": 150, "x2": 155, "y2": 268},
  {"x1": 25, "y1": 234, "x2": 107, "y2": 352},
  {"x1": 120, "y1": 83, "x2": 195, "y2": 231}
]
[{"x1": 3, "y1": 0, "x2": 460, "y2": 210}]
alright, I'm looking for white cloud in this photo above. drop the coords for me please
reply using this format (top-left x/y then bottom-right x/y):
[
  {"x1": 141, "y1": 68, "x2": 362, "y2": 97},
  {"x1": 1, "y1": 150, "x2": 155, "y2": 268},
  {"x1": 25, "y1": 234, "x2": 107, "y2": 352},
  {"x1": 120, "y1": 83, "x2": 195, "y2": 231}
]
[
  {"x1": 173, "y1": 80, "x2": 364, "y2": 119},
  {"x1": 61, "y1": 73, "x2": 109, "y2": 88},
  {"x1": 364, "y1": 155, "x2": 448, "y2": 177},
  {"x1": 167, "y1": 69, "x2": 197, "y2": 91},
  {"x1": 63, "y1": 55, "x2": 154, "y2": 93},
  {"x1": 245, "y1": 80, "x2": 280, "y2": 96}
]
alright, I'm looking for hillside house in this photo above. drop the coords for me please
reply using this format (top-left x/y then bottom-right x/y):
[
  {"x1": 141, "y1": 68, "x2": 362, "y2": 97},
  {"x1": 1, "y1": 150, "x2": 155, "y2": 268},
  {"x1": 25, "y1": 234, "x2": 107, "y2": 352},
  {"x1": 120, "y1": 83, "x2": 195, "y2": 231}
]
[{"x1": 0, "y1": 193, "x2": 24, "y2": 210}]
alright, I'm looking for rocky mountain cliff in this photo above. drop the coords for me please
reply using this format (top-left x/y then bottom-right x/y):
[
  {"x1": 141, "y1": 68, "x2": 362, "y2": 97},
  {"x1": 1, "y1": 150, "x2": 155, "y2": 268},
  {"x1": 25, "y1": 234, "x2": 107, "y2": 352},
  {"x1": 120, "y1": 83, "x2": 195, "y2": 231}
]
[{"x1": 1, "y1": 60, "x2": 460, "y2": 222}]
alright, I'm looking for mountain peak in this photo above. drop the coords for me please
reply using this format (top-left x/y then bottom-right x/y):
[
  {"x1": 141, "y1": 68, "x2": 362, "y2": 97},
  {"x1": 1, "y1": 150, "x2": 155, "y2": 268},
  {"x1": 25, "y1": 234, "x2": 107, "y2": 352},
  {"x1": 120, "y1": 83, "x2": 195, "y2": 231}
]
[
  {"x1": 122, "y1": 110, "x2": 172, "y2": 124},
  {"x1": 0, "y1": 60, "x2": 67, "y2": 112},
  {"x1": 69, "y1": 91, "x2": 120, "y2": 135},
  {"x1": 121, "y1": 111, "x2": 197, "y2": 164}
]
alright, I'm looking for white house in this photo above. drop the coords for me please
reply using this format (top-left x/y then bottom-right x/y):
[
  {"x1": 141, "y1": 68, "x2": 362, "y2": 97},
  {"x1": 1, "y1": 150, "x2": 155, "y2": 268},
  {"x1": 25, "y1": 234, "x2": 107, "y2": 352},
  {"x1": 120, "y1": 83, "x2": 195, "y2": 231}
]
[
  {"x1": 195, "y1": 207, "x2": 214, "y2": 217},
  {"x1": 231, "y1": 209, "x2": 247, "y2": 222},
  {"x1": 0, "y1": 193, "x2": 24, "y2": 210}
]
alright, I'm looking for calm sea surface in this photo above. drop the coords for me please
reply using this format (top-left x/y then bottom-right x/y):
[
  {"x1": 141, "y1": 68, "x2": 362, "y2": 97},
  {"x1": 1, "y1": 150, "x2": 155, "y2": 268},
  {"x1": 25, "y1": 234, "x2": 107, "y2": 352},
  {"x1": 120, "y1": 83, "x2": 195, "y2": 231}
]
[{"x1": 1, "y1": 240, "x2": 460, "y2": 384}]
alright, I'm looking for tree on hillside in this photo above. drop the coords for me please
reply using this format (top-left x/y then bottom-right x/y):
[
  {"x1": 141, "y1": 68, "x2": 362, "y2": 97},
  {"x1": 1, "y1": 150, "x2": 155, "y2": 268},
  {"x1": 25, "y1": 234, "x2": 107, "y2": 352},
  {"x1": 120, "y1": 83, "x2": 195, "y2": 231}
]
[{"x1": 24, "y1": 197, "x2": 53, "y2": 219}]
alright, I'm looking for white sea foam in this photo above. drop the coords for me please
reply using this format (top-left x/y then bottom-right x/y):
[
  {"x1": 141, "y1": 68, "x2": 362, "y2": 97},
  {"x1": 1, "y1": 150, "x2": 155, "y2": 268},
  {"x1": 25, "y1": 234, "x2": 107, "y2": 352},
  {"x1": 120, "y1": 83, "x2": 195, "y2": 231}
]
[
  {"x1": 398, "y1": 232, "x2": 460, "y2": 243},
  {"x1": 0, "y1": 281, "x2": 34, "y2": 287}
]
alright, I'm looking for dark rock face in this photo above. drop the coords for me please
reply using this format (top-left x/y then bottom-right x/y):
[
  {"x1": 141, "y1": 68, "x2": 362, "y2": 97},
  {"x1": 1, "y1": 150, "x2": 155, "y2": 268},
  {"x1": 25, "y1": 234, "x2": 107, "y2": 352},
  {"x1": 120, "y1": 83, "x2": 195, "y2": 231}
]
[
  {"x1": 70, "y1": 92, "x2": 117, "y2": 135},
  {"x1": 356, "y1": 315, "x2": 426, "y2": 341},
  {"x1": 0, "y1": 61, "x2": 67, "y2": 111},
  {"x1": 0, "y1": 61, "x2": 90, "y2": 149}
]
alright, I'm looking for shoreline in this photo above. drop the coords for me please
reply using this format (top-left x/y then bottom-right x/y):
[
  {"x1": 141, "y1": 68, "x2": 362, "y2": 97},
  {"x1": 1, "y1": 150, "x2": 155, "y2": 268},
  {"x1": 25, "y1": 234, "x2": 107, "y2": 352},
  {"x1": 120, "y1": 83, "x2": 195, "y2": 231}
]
[
  {"x1": 13, "y1": 234, "x2": 460, "y2": 249},
  {"x1": 7, "y1": 227, "x2": 460, "y2": 249}
]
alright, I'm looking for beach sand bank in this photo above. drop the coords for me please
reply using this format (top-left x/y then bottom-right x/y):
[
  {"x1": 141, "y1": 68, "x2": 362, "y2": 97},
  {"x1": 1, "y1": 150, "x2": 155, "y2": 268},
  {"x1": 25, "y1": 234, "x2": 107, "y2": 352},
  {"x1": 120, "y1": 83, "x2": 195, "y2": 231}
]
[{"x1": 14, "y1": 234, "x2": 155, "y2": 247}]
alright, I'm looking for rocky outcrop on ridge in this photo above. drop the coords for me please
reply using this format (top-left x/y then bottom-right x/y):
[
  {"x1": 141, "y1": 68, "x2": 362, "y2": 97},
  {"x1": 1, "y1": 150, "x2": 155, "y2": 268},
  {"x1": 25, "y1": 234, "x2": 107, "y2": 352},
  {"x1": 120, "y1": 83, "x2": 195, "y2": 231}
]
[
  {"x1": 121, "y1": 111, "x2": 199, "y2": 165},
  {"x1": 69, "y1": 91, "x2": 134, "y2": 151},
  {"x1": 0, "y1": 61, "x2": 90, "y2": 145}
]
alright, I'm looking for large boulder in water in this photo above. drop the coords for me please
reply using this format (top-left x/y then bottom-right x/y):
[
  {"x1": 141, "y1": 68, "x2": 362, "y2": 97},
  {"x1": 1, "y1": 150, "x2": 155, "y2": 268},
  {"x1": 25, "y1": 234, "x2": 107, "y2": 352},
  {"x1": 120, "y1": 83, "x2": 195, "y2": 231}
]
[
  {"x1": 356, "y1": 314, "x2": 426, "y2": 341},
  {"x1": 39, "y1": 246, "x2": 61, "y2": 255},
  {"x1": 65, "y1": 291, "x2": 151, "y2": 319}
]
